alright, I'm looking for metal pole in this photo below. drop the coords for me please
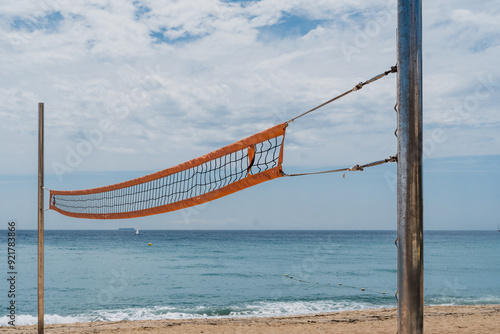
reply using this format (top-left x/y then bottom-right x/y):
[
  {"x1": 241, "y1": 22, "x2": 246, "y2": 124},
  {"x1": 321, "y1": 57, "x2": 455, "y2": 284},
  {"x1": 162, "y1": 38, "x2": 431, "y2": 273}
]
[
  {"x1": 397, "y1": 0, "x2": 423, "y2": 333},
  {"x1": 38, "y1": 103, "x2": 44, "y2": 334}
]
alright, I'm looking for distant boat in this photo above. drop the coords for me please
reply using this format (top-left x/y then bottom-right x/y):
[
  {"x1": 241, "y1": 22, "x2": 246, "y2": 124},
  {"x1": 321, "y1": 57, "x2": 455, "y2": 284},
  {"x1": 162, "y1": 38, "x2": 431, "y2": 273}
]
[
  {"x1": 498, "y1": 224, "x2": 500, "y2": 232},
  {"x1": 136, "y1": 228, "x2": 139, "y2": 235}
]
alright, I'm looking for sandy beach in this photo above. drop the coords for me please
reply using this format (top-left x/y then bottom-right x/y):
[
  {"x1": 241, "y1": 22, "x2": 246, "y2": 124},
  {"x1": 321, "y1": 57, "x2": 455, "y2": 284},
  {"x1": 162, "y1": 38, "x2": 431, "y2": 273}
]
[{"x1": 1, "y1": 305, "x2": 499, "y2": 334}]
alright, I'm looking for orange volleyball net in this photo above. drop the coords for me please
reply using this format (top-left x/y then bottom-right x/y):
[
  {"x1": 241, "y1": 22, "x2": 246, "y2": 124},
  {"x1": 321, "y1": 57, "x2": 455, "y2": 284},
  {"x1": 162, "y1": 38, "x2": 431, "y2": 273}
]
[
  {"x1": 49, "y1": 67, "x2": 398, "y2": 220},
  {"x1": 50, "y1": 123, "x2": 287, "y2": 219}
]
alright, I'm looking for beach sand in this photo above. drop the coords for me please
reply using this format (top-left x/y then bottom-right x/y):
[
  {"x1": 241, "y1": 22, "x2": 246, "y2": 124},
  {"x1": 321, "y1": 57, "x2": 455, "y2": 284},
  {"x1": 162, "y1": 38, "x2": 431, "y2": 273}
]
[{"x1": 1, "y1": 305, "x2": 499, "y2": 333}]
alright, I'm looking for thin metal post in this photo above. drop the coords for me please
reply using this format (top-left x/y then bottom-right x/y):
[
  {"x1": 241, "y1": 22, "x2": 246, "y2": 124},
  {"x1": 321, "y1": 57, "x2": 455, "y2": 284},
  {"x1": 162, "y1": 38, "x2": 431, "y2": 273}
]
[
  {"x1": 38, "y1": 103, "x2": 44, "y2": 334},
  {"x1": 397, "y1": 0, "x2": 423, "y2": 333}
]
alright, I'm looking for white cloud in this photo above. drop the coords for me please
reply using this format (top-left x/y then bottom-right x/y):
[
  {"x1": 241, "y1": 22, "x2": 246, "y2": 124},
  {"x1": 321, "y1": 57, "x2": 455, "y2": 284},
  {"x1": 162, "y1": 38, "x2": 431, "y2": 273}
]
[{"x1": 0, "y1": 0, "x2": 498, "y2": 178}]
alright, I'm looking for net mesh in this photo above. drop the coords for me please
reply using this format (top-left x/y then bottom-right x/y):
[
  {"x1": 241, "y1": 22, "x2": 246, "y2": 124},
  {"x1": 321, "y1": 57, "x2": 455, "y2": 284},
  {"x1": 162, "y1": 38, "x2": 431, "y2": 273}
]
[{"x1": 50, "y1": 123, "x2": 287, "y2": 219}]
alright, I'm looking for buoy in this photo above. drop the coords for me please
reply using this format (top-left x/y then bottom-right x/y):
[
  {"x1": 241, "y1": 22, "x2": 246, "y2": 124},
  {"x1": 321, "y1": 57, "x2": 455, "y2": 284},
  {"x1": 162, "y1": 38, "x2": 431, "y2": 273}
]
[
  {"x1": 328, "y1": 282, "x2": 330, "y2": 284},
  {"x1": 148, "y1": 243, "x2": 152, "y2": 246},
  {"x1": 316, "y1": 282, "x2": 319, "y2": 284},
  {"x1": 285, "y1": 274, "x2": 288, "y2": 277},
  {"x1": 299, "y1": 279, "x2": 302, "y2": 282},
  {"x1": 361, "y1": 288, "x2": 365, "y2": 291},
  {"x1": 308, "y1": 281, "x2": 310, "y2": 283},
  {"x1": 290, "y1": 276, "x2": 293, "y2": 279},
  {"x1": 382, "y1": 292, "x2": 386, "y2": 295},
  {"x1": 339, "y1": 283, "x2": 342, "y2": 286}
]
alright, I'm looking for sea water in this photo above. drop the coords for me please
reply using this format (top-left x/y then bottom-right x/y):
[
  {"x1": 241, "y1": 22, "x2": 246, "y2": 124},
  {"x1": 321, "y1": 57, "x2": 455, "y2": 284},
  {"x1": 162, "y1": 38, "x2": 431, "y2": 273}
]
[{"x1": 1, "y1": 230, "x2": 499, "y2": 325}]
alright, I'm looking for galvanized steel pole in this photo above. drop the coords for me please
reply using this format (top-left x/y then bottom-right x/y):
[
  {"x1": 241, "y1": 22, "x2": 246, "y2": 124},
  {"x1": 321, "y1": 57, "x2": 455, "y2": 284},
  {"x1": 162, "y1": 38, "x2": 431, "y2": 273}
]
[
  {"x1": 397, "y1": 0, "x2": 423, "y2": 333},
  {"x1": 38, "y1": 103, "x2": 45, "y2": 334}
]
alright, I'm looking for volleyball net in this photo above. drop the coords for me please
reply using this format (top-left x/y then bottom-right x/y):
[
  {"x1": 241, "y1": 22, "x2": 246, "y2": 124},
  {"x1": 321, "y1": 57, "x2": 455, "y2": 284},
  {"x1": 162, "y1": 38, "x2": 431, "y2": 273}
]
[
  {"x1": 50, "y1": 123, "x2": 286, "y2": 219},
  {"x1": 49, "y1": 66, "x2": 397, "y2": 220}
]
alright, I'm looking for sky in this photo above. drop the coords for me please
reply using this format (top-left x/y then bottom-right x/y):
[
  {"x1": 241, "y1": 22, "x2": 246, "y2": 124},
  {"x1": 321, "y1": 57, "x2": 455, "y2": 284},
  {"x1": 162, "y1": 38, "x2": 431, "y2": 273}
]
[{"x1": 0, "y1": 0, "x2": 499, "y2": 230}]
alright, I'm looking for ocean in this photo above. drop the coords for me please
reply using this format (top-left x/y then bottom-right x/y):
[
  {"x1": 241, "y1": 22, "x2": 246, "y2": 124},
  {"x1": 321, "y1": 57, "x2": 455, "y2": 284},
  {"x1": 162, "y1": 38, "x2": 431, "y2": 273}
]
[{"x1": 1, "y1": 230, "x2": 499, "y2": 326}]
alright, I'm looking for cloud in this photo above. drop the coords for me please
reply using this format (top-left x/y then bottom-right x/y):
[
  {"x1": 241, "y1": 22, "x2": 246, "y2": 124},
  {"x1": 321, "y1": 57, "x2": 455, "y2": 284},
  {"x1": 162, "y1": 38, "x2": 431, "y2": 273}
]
[{"x1": 0, "y1": 0, "x2": 499, "y2": 178}]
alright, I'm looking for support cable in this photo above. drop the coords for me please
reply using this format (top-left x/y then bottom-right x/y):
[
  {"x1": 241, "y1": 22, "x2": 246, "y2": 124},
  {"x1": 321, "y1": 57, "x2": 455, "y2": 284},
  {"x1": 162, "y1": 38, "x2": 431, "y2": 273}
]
[
  {"x1": 283, "y1": 155, "x2": 397, "y2": 177},
  {"x1": 287, "y1": 65, "x2": 397, "y2": 124}
]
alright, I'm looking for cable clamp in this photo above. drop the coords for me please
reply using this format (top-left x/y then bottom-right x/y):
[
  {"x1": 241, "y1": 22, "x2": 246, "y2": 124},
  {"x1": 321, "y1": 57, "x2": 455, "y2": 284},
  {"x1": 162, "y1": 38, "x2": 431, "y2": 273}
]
[
  {"x1": 343, "y1": 164, "x2": 363, "y2": 178},
  {"x1": 348, "y1": 164, "x2": 364, "y2": 172}
]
